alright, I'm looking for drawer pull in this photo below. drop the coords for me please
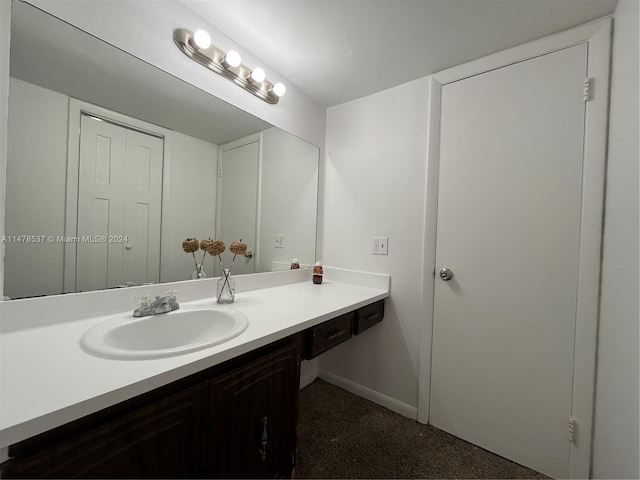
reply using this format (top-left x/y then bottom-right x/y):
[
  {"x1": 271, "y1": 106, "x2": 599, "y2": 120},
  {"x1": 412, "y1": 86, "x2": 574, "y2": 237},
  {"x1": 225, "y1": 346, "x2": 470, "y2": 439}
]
[
  {"x1": 259, "y1": 416, "x2": 268, "y2": 461},
  {"x1": 326, "y1": 329, "x2": 347, "y2": 341},
  {"x1": 365, "y1": 313, "x2": 381, "y2": 322}
]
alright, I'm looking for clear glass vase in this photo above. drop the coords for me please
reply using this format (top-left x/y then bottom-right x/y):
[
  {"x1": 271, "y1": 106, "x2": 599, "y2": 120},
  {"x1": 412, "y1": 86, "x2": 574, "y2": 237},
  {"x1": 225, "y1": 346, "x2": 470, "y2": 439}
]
[
  {"x1": 191, "y1": 264, "x2": 207, "y2": 279},
  {"x1": 217, "y1": 268, "x2": 235, "y2": 304}
]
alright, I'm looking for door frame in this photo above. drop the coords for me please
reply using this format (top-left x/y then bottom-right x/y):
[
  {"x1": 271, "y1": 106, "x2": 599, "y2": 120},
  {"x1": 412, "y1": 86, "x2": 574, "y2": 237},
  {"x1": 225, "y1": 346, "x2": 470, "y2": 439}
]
[
  {"x1": 64, "y1": 99, "x2": 173, "y2": 293},
  {"x1": 417, "y1": 17, "x2": 612, "y2": 479},
  {"x1": 215, "y1": 133, "x2": 262, "y2": 276}
]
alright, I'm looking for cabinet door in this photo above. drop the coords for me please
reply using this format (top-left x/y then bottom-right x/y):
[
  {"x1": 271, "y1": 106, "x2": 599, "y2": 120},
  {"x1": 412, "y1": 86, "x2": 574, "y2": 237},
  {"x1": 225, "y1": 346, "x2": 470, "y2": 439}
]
[
  {"x1": 2, "y1": 381, "x2": 209, "y2": 479},
  {"x1": 210, "y1": 341, "x2": 300, "y2": 478}
]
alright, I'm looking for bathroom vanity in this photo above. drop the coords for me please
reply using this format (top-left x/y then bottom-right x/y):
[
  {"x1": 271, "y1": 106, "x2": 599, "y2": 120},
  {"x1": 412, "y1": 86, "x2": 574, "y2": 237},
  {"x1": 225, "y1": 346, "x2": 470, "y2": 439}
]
[
  {"x1": 0, "y1": 269, "x2": 388, "y2": 478},
  {"x1": 2, "y1": 336, "x2": 301, "y2": 478}
]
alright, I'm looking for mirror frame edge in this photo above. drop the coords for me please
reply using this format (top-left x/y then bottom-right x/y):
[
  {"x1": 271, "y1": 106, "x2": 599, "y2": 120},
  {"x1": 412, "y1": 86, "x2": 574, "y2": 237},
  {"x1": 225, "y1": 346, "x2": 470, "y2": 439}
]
[{"x1": 0, "y1": 0, "x2": 11, "y2": 299}]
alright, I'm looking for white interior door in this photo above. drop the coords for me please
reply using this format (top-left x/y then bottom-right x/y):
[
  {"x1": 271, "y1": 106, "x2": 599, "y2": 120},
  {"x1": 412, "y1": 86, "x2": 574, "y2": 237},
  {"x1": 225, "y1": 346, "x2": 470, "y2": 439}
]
[
  {"x1": 76, "y1": 115, "x2": 126, "y2": 291},
  {"x1": 216, "y1": 139, "x2": 259, "y2": 276},
  {"x1": 122, "y1": 129, "x2": 163, "y2": 285},
  {"x1": 77, "y1": 115, "x2": 162, "y2": 290},
  {"x1": 429, "y1": 44, "x2": 588, "y2": 479}
]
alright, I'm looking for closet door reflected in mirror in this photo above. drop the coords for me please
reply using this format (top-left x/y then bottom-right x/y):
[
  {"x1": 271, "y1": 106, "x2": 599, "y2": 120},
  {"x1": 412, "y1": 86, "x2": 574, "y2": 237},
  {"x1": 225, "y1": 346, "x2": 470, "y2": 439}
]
[{"x1": 76, "y1": 115, "x2": 163, "y2": 292}]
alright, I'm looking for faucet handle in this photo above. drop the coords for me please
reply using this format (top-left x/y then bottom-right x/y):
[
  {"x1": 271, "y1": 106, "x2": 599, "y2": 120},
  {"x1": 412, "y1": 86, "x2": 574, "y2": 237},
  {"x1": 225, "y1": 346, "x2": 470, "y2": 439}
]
[
  {"x1": 135, "y1": 295, "x2": 151, "y2": 309},
  {"x1": 164, "y1": 290, "x2": 179, "y2": 301}
]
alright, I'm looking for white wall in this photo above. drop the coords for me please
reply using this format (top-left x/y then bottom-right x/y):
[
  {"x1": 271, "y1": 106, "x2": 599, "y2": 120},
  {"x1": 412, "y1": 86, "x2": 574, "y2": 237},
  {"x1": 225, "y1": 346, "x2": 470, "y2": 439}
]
[
  {"x1": 161, "y1": 132, "x2": 218, "y2": 283},
  {"x1": 5, "y1": 78, "x2": 68, "y2": 298},
  {"x1": 258, "y1": 127, "x2": 318, "y2": 272},
  {"x1": 321, "y1": 9, "x2": 639, "y2": 477},
  {"x1": 592, "y1": 1, "x2": 640, "y2": 478},
  {"x1": 319, "y1": 77, "x2": 430, "y2": 415}
]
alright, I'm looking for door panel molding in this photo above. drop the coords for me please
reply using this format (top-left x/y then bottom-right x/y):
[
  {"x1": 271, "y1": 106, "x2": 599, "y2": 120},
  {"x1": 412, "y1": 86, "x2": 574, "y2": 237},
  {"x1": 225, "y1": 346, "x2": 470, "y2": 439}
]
[
  {"x1": 64, "y1": 99, "x2": 173, "y2": 293},
  {"x1": 417, "y1": 17, "x2": 611, "y2": 479}
]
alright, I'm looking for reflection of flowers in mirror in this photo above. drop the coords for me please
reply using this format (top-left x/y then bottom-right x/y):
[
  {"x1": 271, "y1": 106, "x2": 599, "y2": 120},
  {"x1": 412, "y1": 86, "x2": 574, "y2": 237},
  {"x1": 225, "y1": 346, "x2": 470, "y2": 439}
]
[
  {"x1": 182, "y1": 237, "x2": 216, "y2": 279},
  {"x1": 181, "y1": 238, "x2": 248, "y2": 279}
]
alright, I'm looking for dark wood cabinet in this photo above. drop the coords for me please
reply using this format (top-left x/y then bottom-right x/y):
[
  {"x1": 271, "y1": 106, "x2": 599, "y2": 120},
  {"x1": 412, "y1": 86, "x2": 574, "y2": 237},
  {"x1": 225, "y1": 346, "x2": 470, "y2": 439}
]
[
  {"x1": 1, "y1": 339, "x2": 301, "y2": 480},
  {"x1": 1, "y1": 299, "x2": 383, "y2": 479},
  {"x1": 354, "y1": 300, "x2": 385, "y2": 335},
  {"x1": 305, "y1": 311, "x2": 354, "y2": 359},
  {"x1": 210, "y1": 341, "x2": 300, "y2": 478},
  {"x1": 1, "y1": 381, "x2": 210, "y2": 479},
  {"x1": 304, "y1": 300, "x2": 385, "y2": 359}
]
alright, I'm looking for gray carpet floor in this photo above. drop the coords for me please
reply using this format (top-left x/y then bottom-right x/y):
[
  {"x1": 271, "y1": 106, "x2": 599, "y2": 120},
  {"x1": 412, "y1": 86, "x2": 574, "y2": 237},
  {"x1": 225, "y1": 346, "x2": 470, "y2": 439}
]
[{"x1": 295, "y1": 379, "x2": 550, "y2": 479}]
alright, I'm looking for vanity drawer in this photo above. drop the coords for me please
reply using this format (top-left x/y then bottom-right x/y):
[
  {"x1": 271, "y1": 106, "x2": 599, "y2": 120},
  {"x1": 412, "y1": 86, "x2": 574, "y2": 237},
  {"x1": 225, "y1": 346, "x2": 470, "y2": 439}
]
[
  {"x1": 305, "y1": 312, "x2": 354, "y2": 359},
  {"x1": 354, "y1": 300, "x2": 384, "y2": 335}
]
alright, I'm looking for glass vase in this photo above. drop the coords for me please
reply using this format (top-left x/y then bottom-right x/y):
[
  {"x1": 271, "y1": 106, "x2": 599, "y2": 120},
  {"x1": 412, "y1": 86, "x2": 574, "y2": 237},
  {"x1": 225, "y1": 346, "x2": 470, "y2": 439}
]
[
  {"x1": 191, "y1": 264, "x2": 207, "y2": 279},
  {"x1": 217, "y1": 268, "x2": 235, "y2": 304}
]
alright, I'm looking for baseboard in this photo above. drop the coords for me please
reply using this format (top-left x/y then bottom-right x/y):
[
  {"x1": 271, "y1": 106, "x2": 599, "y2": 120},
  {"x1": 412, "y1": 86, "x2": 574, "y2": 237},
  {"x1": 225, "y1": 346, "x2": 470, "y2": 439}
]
[{"x1": 318, "y1": 370, "x2": 417, "y2": 420}]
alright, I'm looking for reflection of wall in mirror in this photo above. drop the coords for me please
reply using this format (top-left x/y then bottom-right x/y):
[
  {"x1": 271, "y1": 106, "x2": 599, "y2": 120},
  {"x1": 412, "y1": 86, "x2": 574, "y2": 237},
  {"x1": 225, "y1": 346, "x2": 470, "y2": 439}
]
[
  {"x1": 6, "y1": 78, "x2": 67, "y2": 299},
  {"x1": 5, "y1": 77, "x2": 218, "y2": 299},
  {"x1": 214, "y1": 129, "x2": 318, "y2": 277},
  {"x1": 259, "y1": 127, "x2": 318, "y2": 272},
  {"x1": 161, "y1": 131, "x2": 217, "y2": 284}
]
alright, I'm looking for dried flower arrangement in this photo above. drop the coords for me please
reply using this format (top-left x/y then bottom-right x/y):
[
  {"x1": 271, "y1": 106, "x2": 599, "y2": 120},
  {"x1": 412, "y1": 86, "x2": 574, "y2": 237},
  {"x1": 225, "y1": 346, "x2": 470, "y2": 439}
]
[{"x1": 182, "y1": 237, "x2": 248, "y2": 288}]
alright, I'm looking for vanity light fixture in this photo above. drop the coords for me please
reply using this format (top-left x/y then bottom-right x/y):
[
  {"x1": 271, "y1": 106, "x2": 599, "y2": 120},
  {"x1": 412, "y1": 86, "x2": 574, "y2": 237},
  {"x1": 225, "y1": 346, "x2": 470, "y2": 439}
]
[
  {"x1": 272, "y1": 82, "x2": 286, "y2": 97},
  {"x1": 174, "y1": 28, "x2": 285, "y2": 104},
  {"x1": 250, "y1": 67, "x2": 266, "y2": 84},
  {"x1": 223, "y1": 50, "x2": 242, "y2": 68},
  {"x1": 191, "y1": 29, "x2": 211, "y2": 50}
]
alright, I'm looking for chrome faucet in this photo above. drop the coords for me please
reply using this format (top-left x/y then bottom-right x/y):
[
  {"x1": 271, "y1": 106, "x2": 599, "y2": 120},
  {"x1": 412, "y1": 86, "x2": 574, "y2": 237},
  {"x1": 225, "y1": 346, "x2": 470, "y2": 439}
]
[{"x1": 133, "y1": 294, "x2": 179, "y2": 317}]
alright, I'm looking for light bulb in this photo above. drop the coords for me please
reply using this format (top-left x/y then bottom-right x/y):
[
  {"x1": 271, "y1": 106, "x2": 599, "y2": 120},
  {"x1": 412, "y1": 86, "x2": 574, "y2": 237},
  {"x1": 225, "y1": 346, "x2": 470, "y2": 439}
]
[
  {"x1": 272, "y1": 83, "x2": 286, "y2": 97},
  {"x1": 250, "y1": 68, "x2": 266, "y2": 83},
  {"x1": 223, "y1": 50, "x2": 242, "y2": 68},
  {"x1": 192, "y1": 30, "x2": 211, "y2": 50}
]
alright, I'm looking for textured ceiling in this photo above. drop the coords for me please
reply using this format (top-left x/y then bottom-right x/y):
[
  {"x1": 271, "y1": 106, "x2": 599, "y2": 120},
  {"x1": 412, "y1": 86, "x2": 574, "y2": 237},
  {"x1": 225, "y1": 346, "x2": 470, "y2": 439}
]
[{"x1": 181, "y1": 0, "x2": 618, "y2": 107}]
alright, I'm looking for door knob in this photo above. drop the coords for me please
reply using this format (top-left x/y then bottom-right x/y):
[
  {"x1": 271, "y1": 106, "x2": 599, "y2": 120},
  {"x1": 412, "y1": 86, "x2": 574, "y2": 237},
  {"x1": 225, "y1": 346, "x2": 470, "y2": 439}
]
[
  {"x1": 439, "y1": 267, "x2": 453, "y2": 281},
  {"x1": 244, "y1": 251, "x2": 253, "y2": 258}
]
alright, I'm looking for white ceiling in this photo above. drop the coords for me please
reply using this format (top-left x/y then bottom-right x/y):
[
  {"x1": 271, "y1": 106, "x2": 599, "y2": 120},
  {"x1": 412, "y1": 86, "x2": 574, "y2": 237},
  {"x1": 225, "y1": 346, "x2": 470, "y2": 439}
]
[{"x1": 181, "y1": 0, "x2": 617, "y2": 107}]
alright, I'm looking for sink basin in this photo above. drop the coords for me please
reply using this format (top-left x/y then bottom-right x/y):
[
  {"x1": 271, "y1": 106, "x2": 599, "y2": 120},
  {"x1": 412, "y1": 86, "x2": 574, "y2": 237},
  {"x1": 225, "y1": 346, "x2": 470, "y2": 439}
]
[{"x1": 82, "y1": 307, "x2": 249, "y2": 359}]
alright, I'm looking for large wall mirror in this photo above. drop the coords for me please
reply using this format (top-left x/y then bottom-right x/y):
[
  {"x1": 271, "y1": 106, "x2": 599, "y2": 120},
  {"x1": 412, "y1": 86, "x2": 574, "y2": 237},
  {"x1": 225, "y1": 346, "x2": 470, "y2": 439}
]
[{"x1": 3, "y1": 0, "x2": 319, "y2": 300}]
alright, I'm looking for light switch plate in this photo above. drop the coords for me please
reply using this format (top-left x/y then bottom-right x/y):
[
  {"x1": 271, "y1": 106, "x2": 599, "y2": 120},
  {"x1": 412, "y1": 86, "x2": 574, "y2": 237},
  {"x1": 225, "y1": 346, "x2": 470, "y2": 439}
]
[
  {"x1": 274, "y1": 233, "x2": 285, "y2": 248},
  {"x1": 371, "y1": 237, "x2": 388, "y2": 255}
]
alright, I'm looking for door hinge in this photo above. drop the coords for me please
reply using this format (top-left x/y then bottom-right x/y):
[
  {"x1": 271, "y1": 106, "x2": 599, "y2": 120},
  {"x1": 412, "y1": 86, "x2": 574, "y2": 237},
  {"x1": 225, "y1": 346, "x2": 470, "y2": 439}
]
[
  {"x1": 218, "y1": 166, "x2": 223, "y2": 177},
  {"x1": 583, "y1": 78, "x2": 593, "y2": 102},
  {"x1": 568, "y1": 416, "x2": 577, "y2": 443}
]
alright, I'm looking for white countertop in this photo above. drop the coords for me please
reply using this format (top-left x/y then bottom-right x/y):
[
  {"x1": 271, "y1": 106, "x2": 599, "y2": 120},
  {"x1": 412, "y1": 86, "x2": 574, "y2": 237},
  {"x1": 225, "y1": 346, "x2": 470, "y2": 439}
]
[{"x1": 0, "y1": 270, "x2": 389, "y2": 451}]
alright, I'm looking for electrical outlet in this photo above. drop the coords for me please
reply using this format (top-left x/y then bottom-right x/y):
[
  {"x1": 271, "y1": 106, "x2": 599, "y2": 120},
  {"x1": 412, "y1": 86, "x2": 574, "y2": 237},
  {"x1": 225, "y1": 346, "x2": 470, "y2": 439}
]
[
  {"x1": 371, "y1": 237, "x2": 388, "y2": 255},
  {"x1": 274, "y1": 233, "x2": 285, "y2": 248}
]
